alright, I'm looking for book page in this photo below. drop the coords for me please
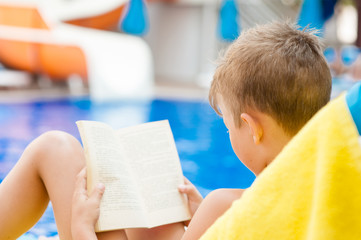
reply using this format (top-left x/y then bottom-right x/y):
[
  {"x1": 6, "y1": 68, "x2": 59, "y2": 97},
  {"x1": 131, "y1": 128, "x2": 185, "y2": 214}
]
[
  {"x1": 116, "y1": 120, "x2": 191, "y2": 227},
  {"x1": 77, "y1": 121, "x2": 146, "y2": 231}
]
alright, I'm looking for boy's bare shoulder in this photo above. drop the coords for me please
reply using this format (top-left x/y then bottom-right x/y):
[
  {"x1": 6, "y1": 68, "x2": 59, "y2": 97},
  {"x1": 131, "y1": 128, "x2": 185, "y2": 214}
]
[
  {"x1": 182, "y1": 188, "x2": 246, "y2": 239},
  {"x1": 204, "y1": 188, "x2": 245, "y2": 205}
]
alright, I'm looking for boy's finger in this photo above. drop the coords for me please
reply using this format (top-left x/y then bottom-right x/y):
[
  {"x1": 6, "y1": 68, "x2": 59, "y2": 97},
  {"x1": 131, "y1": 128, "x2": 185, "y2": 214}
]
[
  {"x1": 178, "y1": 184, "x2": 193, "y2": 193},
  {"x1": 183, "y1": 176, "x2": 191, "y2": 185},
  {"x1": 178, "y1": 184, "x2": 186, "y2": 192},
  {"x1": 77, "y1": 167, "x2": 87, "y2": 177},
  {"x1": 75, "y1": 167, "x2": 87, "y2": 188},
  {"x1": 90, "y1": 183, "x2": 105, "y2": 202},
  {"x1": 74, "y1": 168, "x2": 88, "y2": 198}
]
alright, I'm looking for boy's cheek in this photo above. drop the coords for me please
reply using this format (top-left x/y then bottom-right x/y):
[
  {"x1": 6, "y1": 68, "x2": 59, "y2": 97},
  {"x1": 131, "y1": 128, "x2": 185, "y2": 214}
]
[
  {"x1": 229, "y1": 136, "x2": 243, "y2": 160},
  {"x1": 229, "y1": 134, "x2": 252, "y2": 168}
]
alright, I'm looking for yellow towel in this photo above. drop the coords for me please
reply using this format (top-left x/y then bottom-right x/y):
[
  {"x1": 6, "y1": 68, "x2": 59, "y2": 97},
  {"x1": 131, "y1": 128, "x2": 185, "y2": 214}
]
[{"x1": 200, "y1": 94, "x2": 361, "y2": 240}]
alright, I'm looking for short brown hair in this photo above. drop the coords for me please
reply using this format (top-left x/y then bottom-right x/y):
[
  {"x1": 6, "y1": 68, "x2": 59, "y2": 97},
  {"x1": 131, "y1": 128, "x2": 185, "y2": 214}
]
[{"x1": 209, "y1": 21, "x2": 331, "y2": 136}]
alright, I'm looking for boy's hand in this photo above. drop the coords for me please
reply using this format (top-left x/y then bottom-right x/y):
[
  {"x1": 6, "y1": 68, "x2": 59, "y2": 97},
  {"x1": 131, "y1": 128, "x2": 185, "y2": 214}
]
[
  {"x1": 178, "y1": 177, "x2": 203, "y2": 226},
  {"x1": 71, "y1": 168, "x2": 104, "y2": 240}
]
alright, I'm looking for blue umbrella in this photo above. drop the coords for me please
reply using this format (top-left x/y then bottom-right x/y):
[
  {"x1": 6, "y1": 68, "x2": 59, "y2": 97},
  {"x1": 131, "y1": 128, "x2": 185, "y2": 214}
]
[
  {"x1": 120, "y1": 0, "x2": 149, "y2": 36},
  {"x1": 298, "y1": 0, "x2": 324, "y2": 32},
  {"x1": 218, "y1": 0, "x2": 241, "y2": 42}
]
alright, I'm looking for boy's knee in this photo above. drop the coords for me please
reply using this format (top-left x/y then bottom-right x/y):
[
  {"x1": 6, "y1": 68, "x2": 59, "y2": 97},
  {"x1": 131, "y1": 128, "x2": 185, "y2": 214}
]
[
  {"x1": 39, "y1": 130, "x2": 78, "y2": 144},
  {"x1": 30, "y1": 131, "x2": 84, "y2": 162},
  {"x1": 30, "y1": 131, "x2": 85, "y2": 173},
  {"x1": 36, "y1": 131, "x2": 81, "y2": 151}
]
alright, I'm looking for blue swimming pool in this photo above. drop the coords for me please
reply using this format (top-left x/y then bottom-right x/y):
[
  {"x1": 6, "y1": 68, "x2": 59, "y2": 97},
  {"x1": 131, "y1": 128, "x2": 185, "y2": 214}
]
[
  {"x1": 0, "y1": 96, "x2": 255, "y2": 238},
  {"x1": 0, "y1": 79, "x2": 357, "y2": 238}
]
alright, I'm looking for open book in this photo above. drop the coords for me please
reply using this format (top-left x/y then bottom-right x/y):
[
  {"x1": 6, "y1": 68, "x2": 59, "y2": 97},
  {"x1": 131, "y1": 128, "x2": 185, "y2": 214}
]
[{"x1": 76, "y1": 120, "x2": 191, "y2": 232}]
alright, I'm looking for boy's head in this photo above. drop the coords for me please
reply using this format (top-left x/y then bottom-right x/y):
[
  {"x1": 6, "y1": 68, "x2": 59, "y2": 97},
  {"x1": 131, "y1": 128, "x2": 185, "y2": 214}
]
[
  {"x1": 209, "y1": 21, "x2": 331, "y2": 137},
  {"x1": 209, "y1": 21, "x2": 332, "y2": 174}
]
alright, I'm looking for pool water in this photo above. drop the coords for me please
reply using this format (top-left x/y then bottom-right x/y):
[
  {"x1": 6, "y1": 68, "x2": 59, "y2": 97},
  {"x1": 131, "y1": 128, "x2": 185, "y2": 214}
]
[{"x1": 0, "y1": 96, "x2": 255, "y2": 238}]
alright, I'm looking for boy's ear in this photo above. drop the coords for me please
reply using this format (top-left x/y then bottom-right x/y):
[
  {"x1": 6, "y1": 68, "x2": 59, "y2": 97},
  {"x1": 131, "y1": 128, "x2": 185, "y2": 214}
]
[{"x1": 240, "y1": 113, "x2": 263, "y2": 144}]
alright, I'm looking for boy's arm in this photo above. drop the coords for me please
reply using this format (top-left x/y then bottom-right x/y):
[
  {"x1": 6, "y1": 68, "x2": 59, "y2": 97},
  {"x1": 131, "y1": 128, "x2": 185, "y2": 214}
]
[
  {"x1": 181, "y1": 188, "x2": 245, "y2": 240},
  {"x1": 71, "y1": 168, "x2": 104, "y2": 240}
]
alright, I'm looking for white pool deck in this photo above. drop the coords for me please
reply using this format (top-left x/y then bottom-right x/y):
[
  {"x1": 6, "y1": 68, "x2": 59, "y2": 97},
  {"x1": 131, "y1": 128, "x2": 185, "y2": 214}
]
[{"x1": 0, "y1": 75, "x2": 210, "y2": 103}]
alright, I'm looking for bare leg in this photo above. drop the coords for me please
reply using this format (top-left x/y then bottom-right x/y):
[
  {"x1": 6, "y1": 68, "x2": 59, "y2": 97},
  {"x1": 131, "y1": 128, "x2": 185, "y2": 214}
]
[
  {"x1": 97, "y1": 231, "x2": 128, "y2": 240},
  {"x1": 126, "y1": 223, "x2": 185, "y2": 240},
  {"x1": 0, "y1": 131, "x2": 125, "y2": 240}
]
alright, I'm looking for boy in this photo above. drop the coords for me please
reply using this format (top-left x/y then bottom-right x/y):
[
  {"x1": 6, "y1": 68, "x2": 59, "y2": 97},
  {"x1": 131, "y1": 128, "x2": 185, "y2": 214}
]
[
  {"x1": 71, "y1": 21, "x2": 332, "y2": 239},
  {"x1": 0, "y1": 21, "x2": 331, "y2": 240}
]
